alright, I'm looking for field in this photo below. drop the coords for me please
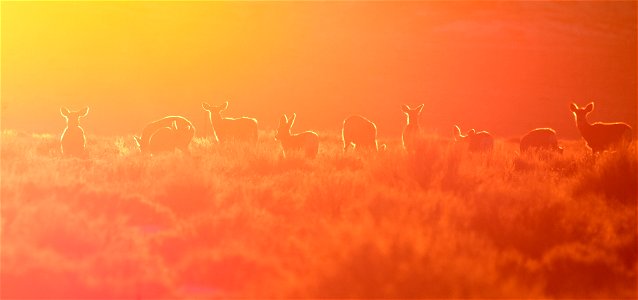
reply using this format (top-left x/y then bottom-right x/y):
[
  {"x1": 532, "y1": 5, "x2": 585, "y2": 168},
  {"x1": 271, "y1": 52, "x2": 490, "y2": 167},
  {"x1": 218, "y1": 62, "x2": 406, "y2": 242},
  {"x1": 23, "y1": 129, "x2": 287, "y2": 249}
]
[{"x1": 1, "y1": 129, "x2": 636, "y2": 298}]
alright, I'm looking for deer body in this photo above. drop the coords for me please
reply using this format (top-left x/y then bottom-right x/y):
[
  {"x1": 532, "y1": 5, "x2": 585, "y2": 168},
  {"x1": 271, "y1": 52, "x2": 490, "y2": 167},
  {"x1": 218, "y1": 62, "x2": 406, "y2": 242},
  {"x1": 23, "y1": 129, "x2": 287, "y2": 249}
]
[
  {"x1": 135, "y1": 116, "x2": 195, "y2": 154},
  {"x1": 202, "y1": 102, "x2": 258, "y2": 143},
  {"x1": 401, "y1": 104, "x2": 424, "y2": 153},
  {"x1": 454, "y1": 125, "x2": 494, "y2": 152},
  {"x1": 147, "y1": 126, "x2": 177, "y2": 154},
  {"x1": 60, "y1": 107, "x2": 89, "y2": 157},
  {"x1": 275, "y1": 114, "x2": 319, "y2": 158},
  {"x1": 342, "y1": 115, "x2": 384, "y2": 152},
  {"x1": 520, "y1": 128, "x2": 562, "y2": 153},
  {"x1": 570, "y1": 103, "x2": 632, "y2": 153}
]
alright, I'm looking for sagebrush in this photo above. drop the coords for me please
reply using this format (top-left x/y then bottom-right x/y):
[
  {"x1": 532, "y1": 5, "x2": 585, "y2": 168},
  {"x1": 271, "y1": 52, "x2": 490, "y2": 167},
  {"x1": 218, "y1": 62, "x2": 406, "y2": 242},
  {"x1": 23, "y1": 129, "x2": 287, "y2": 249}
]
[{"x1": 1, "y1": 130, "x2": 636, "y2": 298}]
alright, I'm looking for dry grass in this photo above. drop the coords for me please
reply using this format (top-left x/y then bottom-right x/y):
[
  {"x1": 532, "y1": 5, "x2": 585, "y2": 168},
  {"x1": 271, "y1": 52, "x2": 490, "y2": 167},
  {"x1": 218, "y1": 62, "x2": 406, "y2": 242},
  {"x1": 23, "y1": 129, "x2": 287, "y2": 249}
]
[{"x1": 1, "y1": 129, "x2": 636, "y2": 298}]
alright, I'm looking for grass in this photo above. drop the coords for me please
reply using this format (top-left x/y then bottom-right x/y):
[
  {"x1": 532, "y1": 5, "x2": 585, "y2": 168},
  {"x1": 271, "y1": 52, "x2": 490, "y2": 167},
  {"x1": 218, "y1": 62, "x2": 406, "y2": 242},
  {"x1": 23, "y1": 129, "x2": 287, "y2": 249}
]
[{"x1": 1, "y1": 129, "x2": 636, "y2": 298}]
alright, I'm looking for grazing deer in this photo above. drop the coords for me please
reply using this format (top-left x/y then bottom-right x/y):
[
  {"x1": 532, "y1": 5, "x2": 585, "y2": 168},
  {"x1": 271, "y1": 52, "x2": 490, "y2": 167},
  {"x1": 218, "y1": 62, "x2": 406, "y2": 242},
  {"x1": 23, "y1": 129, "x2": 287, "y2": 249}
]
[
  {"x1": 453, "y1": 125, "x2": 494, "y2": 152},
  {"x1": 520, "y1": 128, "x2": 563, "y2": 153},
  {"x1": 134, "y1": 116, "x2": 195, "y2": 154},
  {"x1": 342, "y1": 115, "x2": 385, "y2": 152},
  {"x1": 275, "y1": 113, "x2": 319, "y2": 158},
  {"x1": 570, "y1": 102, "x2": 633, "y2": 153},
  {"x1": 145, "y1": 121, "x2": 192, "y2": 155},
  {"x1": 401, "y1": 104, "x2": 424, "y2": 153},
  {"x1": 201, "y1": 101, "x2": 258, "y2": 144},
  {"x1": 60, "y1": 106, "x2": 89, "y2": 157}
]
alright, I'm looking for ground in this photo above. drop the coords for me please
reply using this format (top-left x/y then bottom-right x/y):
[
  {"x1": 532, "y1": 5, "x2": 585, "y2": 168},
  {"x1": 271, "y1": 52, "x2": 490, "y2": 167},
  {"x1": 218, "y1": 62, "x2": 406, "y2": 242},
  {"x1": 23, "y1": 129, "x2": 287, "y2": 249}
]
[{"x1": 1, "y1": 130, "x2": 636, "y2": 298}]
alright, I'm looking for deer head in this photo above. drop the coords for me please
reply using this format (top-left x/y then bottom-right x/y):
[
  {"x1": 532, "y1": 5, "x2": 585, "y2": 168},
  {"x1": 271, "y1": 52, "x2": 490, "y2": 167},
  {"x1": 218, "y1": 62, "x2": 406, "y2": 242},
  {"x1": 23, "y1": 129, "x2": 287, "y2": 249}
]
[{"x1": 60, "y1": 107, "x2": 89, "y2": 127}]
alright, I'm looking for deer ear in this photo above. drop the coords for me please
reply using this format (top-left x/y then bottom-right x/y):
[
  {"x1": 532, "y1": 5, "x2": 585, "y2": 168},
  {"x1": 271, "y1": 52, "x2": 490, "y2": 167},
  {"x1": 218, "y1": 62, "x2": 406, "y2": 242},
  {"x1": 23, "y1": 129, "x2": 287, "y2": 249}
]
[
  {"x1": 60, "y1": 107, "x2": 70, "y2": 117},
  {"x1": 289, "y1": 113, "x2": 296, "y2": 128},
  {"x1": 569, "y1": 103, "x2": 578, "y2": 112},
  {"x1": 585, "y1": 102, "x2": 594, "y2": 113},
  {"x1": 171, "y1": 121, "x2": 178, "y2": 130},
  {"x1": 416, "y1": 104, "x2": 424, "y2": 113},
  {"x1": 279, "y1": 115, "x2": 288, "y2": 126},
  {"x1": 401, "y1": 104, "x2": 410, "y2": 113},
  {"x1": 80, "y1": 107, "x2": 89, "y2": 117},
  {"x1": 454, "y1": 125, "x2": 462, "y2": 139},
  {"x1": 202, "y1": 102, "x2": 212, "y2": 111},
  {"x1": 222, "y1": 101, "x2": 229, "y2": 110}
]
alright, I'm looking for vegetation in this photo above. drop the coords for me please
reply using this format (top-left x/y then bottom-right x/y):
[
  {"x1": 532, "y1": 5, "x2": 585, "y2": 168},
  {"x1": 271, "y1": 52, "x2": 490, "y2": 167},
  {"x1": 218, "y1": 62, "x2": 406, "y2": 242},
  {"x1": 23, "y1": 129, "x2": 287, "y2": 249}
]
[{"x1": 1, "y1": 129, "x2": 636, "y2": 298}]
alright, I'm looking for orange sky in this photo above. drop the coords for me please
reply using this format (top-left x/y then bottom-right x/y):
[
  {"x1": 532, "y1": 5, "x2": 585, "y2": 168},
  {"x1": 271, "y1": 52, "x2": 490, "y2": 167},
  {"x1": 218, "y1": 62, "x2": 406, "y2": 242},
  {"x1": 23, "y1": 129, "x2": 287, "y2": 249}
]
[{"x1": 2, "y1": 1, "x2": 636, "y2": 138}]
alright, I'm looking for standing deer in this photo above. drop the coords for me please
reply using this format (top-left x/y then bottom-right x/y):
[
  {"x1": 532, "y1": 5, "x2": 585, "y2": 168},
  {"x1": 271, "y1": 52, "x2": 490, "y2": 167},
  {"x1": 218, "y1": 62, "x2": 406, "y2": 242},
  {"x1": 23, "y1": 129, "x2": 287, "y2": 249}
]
[
  {"x1": 520, "y1": 128, "x2": 563, "y2": 153},
  {"x1": 570, "y1": 102, "x2": 633, "y2": 153},
  {"x1": 275, "y1": 113, "x2": 319, "y2": 158},
  {"x1": 453, "y1": 125, "x2": 494, "y2": 152},
  {"x1": 202, "y1": 101, "x2": 258, "y2": 144},
  {"x1": 401, "y1": 104, "x2": 424, "y2": 153},
  {"x1": 134, "y1": 116, "x2": 195, "y2": 154},
  {"x1": 60, "y1": 106, "x2": 89, "y2": 157},
  {"x1": 342, "y1": 115, "x2": 385, "y2": 152}
]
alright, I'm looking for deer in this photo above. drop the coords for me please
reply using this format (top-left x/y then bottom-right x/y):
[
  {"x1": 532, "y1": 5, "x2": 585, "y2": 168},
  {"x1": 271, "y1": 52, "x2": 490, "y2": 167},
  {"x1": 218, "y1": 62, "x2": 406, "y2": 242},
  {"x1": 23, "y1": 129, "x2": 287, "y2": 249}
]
[
  {"x1": 520, "y1": 128, "x2": 563, "y2": 153},
  {"x1": 401, "y1": 104, "x2": 424, "y2": 153},
  {"x1": 453, "y1": 125, "x2": 494, "y2": 152},
  {"x1": 201, "y1": 101, "x2": 258, "y2": 144},
  {"x1": 60, "y1": 106, "x2": 89, "y2": 157},
  {"x1": 134, "y1": 116, "x2": 195, "y2": 154},
  {"x1": 145, "y1": 121, "x2": 193, "y2": 155},
  {"x1": 342, "y1": 115, "x2": 385, "y2": 153},
  {"x1": 570, "y1": 102, "x2": 633, "y2": 153},
  {"x1": 275, "y1": 113, "x2": 319, "y2": 158}
]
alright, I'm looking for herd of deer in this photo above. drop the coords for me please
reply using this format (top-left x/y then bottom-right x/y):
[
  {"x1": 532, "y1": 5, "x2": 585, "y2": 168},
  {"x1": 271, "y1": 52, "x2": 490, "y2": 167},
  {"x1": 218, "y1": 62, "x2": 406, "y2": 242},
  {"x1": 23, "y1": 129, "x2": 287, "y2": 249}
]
[{"x1": 59, "y1": 101, "x2": 633, "y2": 158}]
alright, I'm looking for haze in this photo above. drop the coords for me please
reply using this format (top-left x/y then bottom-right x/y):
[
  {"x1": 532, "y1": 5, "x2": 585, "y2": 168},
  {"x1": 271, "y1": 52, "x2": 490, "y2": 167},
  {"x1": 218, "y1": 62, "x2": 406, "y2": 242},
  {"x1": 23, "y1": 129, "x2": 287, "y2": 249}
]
[{"x1": 2, "y1": 1, "x2": 636, "y2": 139}]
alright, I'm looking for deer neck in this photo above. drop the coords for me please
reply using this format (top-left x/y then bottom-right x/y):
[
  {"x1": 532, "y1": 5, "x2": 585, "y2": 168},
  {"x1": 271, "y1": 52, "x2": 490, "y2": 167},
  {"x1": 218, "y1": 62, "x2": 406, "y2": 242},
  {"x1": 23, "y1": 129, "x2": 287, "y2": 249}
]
[
  {"x1": 280, "y1": 130, "x2": 293, "y2": 142},
  {"x1": 407, "y1": 117, "x2": 420, "y2": 129},
  {"x1": 277, "y1": 133, "x2": 295, "y2": 150},
  {"x1": 576, "y1": 114, "x2": 592, "y2": 134},
  {"x1": 209, "y1": 112, "x2": 223, "y2": 127}
]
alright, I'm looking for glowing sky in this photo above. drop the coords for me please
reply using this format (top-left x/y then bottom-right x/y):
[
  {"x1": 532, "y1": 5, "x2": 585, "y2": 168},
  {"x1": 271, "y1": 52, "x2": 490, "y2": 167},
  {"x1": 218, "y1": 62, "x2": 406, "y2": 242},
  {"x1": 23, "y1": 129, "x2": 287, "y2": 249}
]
[{"x1": 2, "y1": 1, "x2": 636, "y2": 138}]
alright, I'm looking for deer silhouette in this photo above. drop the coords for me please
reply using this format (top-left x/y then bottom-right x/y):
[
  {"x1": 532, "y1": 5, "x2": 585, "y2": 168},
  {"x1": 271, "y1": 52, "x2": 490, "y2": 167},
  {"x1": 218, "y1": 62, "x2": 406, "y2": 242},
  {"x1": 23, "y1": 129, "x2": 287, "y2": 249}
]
[
  {"x1": 570, "y1": 102, "x2": 632, "y2": 153},
  {"x1": 342, "y1": 115, "x2": 385, "y2": 153},
  {"x1": 453, "y1": 125, "x2": 494, "y2": 152},
  {"x1": 520, "y1": 128, "x2": 563, "y2": 153},
  {"x1": 202, "y1": 101, "x2": 258, "y2": 144},
  {"x1": 401, "y1": 104, "x2": 424, "y2": 153},
  {"x1": 275, "y1": 113, "x2": 319, "y2": 158},
  {"x1": 60, "y1": 107, "x2": 89, "y2": 157},
  {"x1": 134, "y1": 116, "x2": 195, "y2": 154}
]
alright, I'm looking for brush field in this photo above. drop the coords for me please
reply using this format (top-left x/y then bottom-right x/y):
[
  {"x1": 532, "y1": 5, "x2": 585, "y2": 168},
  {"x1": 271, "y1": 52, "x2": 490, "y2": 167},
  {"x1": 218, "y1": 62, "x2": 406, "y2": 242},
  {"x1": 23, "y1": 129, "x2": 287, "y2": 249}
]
[{"x1": 1, "y1": 130, "x2": 636, "y2": 298}]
